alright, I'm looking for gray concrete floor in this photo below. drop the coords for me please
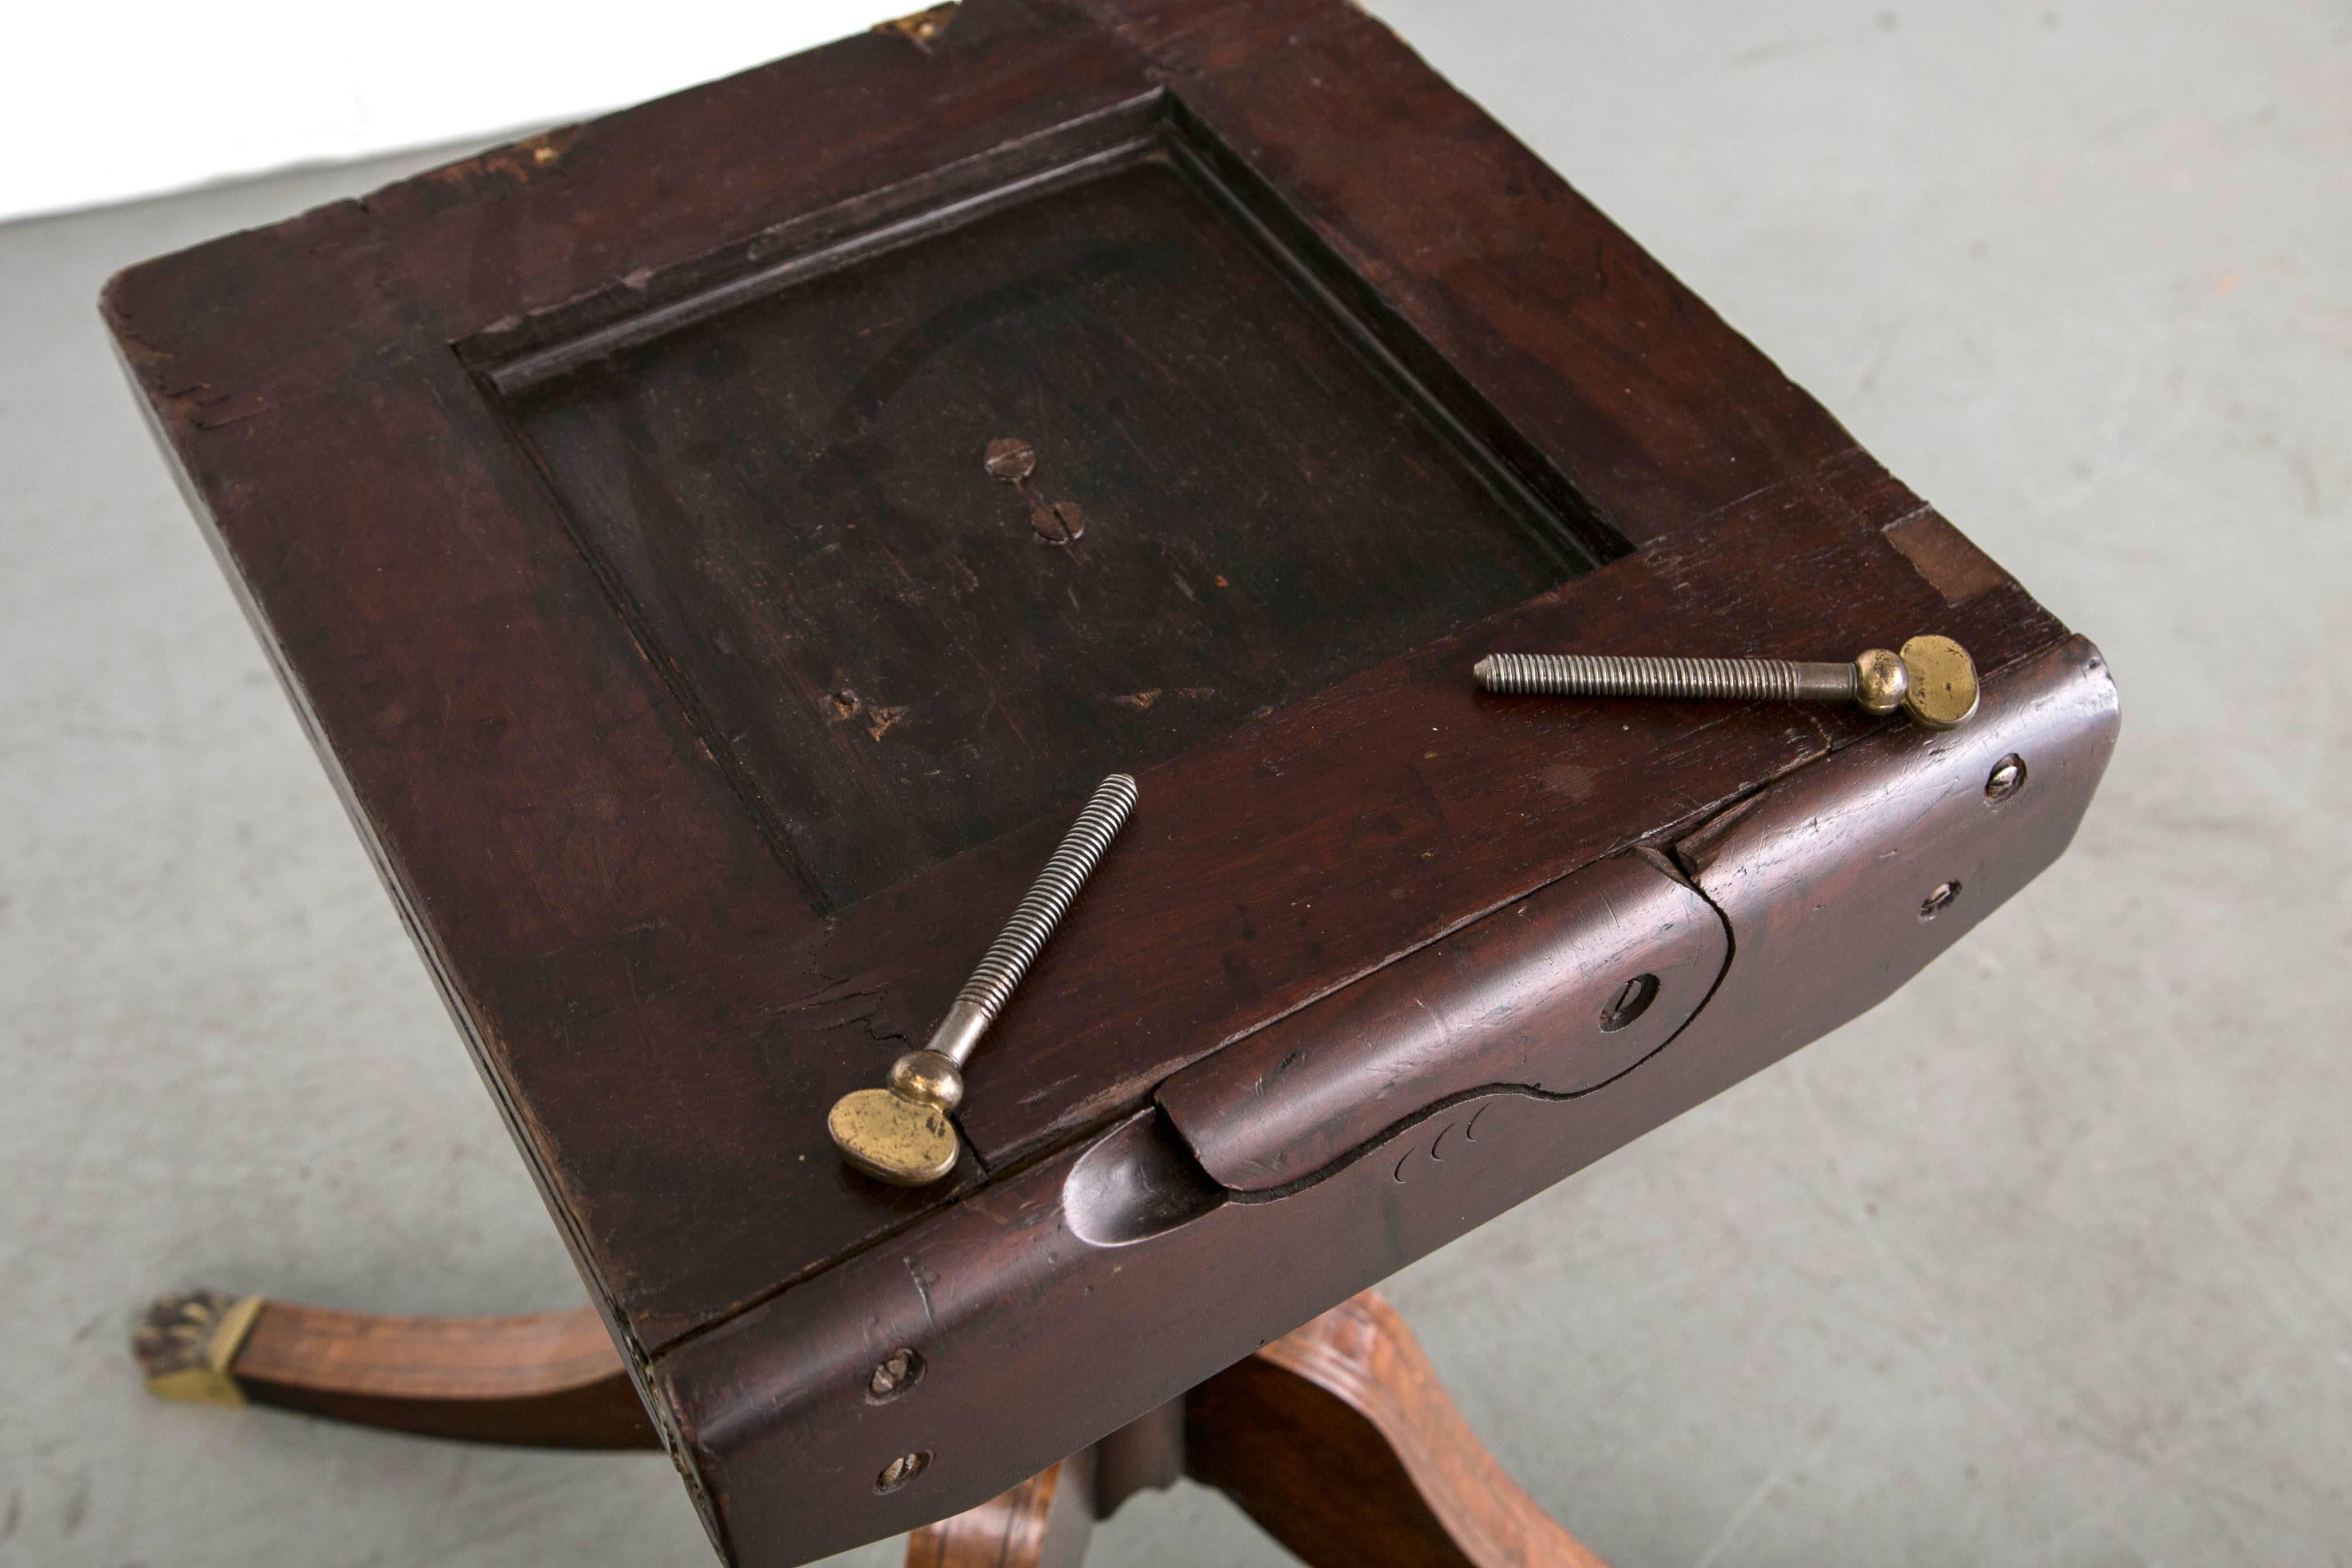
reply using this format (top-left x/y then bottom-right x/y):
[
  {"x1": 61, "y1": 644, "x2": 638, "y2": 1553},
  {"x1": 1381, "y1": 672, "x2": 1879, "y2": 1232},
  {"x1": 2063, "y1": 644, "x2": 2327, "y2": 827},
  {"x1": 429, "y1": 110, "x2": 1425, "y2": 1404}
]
[{"x1": 3, "y1": 2, "x2": 2346, "y2": 1564}]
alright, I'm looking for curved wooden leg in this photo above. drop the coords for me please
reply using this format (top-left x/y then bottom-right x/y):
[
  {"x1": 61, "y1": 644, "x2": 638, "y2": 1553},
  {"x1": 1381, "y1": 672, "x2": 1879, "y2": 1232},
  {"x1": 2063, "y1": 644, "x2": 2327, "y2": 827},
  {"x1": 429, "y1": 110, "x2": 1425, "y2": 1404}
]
[
  {"x1": 904, "y1": 1451, "x2": 1096, "y2": 1568},
  {"x1": 1186, "y1": 1291, "x2": 1609, "y2": 1568},
  {"x1": 133, "y1": 1290, "x2": 657, "y2": 1449},
  {"x1": 908, "y1": 1292, "x2": 1601, "y2": 1568}
]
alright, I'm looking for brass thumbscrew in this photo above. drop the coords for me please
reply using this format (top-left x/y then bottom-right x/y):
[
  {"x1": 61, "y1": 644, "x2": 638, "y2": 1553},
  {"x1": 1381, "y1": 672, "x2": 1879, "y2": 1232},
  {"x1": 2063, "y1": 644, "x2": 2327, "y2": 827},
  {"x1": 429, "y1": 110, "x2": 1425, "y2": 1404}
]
[
  {"x1": 1473, "y1": 634, "x2": 1979, "y2": 730},
  {"x1": 828, "y1": 773, "x2": 1139, "y2": 1186}
]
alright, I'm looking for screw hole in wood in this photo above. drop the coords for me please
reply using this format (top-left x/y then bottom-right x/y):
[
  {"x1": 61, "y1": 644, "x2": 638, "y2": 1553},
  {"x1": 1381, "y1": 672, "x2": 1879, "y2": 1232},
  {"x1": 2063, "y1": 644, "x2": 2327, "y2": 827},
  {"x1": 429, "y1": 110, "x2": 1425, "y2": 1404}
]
[
  {"x1": 875, "y1": 1450, "x2": 932, "y2": 1493},
  {"x1": 867, "y1": 1348, "x2": 924, "y2": 1402},
  {"x1": 1986, "y1": 753, "x2": 2027, "y2": 801},
  {"x1": 1599, "y1": 973, "x2": 1660, "y2": 1033}
]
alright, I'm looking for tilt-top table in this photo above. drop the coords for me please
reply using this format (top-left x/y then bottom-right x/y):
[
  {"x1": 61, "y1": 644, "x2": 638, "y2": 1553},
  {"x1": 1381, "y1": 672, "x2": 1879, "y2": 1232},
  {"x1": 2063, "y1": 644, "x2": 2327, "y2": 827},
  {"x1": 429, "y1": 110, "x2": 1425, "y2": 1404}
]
[{"x1": 107, "y1": 3, "x2": 2118, "y2": 1563}]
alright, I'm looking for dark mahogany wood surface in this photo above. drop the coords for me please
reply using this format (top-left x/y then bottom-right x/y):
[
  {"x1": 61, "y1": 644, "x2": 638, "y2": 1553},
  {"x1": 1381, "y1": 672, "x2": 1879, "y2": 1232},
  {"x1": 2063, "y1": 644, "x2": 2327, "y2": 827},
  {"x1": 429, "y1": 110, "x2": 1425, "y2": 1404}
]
[
  {"x1": 104, "y1": 0, "x2": 2067, "y2": 1359},
  {"x1": 656, "y1": 637, "x2": 2116, "y2": 1565},
  {"x1": 104, "y1": 2, "x2": 2112, "y2": 1560},
  {"x1": 505, "y1": 152, "x2": 1590, "y2": 913},
  {"x1": 1159, "y1": 848, "x2": 1727, "y2": 1191}
]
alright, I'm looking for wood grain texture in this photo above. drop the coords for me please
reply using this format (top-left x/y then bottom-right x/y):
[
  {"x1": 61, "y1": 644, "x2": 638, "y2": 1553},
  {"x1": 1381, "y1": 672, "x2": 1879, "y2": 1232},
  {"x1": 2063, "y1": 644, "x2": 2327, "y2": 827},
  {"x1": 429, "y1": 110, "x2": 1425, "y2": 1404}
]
[
  {"x1": 1191, "y1": 1292, "x2": 1609, "y2": 1568},
  {"x1": 653, "y1": 638, "x2": 2115, "y2": 1565},
  {"x1": 903, "y1": 1289, "x2": 1604, "y2": 1568},
  {"x1": 99, "y1": 1, "x2": 2115, "y2": 1560},
  {"x1": 904, "y1": 1454, "x2": 1095, "y2": 1568},
  {"x1": 503, "y1": 151, "x2": 1591, "y2": 914},
  {"x1": 141, "y1": 645, "x2": 2110, "y2": 1564},
  {"x1": 226, "y1": 1300, "x2": 656, "y2": 1449},
  {"x1": 103, "y1": 0, "x2": 2069, "y2": 1361},
  {"x1": 826, "y1": 482, "x2": 2067, "y2": 1180},
  {"x1": 186, "y1": 1288, "x2": 1604, "y2": 1568},
  {"x1": 1886, "y1": 510, "x2": 2010, "y2": 606},
  {"x1": 1158, "y1": 848, "x2": 1727, "y2": 1191}
]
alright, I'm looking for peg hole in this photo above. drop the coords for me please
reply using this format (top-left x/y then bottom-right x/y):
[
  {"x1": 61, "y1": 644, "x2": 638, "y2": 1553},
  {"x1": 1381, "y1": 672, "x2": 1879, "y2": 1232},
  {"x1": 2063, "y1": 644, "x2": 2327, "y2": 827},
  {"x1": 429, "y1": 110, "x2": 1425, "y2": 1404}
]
[
  {"x1": 867, "y1": 1348, "x2": 924, "y2": 1402},
  {"x1": 1600, "y1": 974, "x2": 1660, "y2": 1033},
  {"x1": 875, "y1": 1451, "x2": 932, "y2": 1493},
  {"x1": 1985, "y1": 754, "x2": 2027, "y2": 802}
]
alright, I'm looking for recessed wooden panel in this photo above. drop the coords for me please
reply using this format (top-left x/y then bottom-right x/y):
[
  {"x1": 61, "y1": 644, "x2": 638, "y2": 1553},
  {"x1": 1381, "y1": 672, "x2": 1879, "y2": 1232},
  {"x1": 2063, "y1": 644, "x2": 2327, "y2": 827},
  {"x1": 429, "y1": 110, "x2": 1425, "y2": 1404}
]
[{"x1": 499, "y1": 150, "x2": 1594, "y2": 912}]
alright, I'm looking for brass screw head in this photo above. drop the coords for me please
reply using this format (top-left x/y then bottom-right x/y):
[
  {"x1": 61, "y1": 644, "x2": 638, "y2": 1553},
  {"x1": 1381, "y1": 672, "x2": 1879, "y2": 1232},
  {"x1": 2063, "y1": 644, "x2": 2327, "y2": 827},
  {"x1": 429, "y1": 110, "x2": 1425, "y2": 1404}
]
[
  {"x1": 1853, "y1": 648, "x2": 1910, "y2": 716},
  {"x1": 827, "y1": 1080, "x2": 960, "y2": 1187},
  {"x1": 1897, "y1": 634, "x2": 1979, "y2": 730},
  {"x1": 826, "y1": 1051, "x2": 966, "y2": 1186},
  {"x1": 1473, "y1": 638, "x2": 1978, "y2": 729},
  {"x1": 827, "y1": 775, "x2": 1137, "y2": 1189}
]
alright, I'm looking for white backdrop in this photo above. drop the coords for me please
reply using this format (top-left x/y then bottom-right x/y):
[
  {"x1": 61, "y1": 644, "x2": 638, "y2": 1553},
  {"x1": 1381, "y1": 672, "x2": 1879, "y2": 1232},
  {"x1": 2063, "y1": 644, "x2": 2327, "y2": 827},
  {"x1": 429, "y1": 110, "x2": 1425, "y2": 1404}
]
[{"x1": 0, "y1": 0, "x2": 890, "y2": 223}]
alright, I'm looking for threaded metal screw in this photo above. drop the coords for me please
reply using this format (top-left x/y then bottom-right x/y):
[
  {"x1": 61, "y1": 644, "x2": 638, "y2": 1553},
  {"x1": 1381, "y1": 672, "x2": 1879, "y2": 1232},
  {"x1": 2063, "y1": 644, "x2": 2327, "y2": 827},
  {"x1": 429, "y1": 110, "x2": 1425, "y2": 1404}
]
[
  {"x1": 828, "y1": 774, "x2": 1139, "y2": 1186},
  {"x1": 921, "y1": 770, "x2": 1138, "y2": 1082},
  {"x1": 1472, "y1": 635, "x2": 1979, "y2": 730},
  {"x1": 1475, "y1": 652, "x2": 1861, "y2": 704}
]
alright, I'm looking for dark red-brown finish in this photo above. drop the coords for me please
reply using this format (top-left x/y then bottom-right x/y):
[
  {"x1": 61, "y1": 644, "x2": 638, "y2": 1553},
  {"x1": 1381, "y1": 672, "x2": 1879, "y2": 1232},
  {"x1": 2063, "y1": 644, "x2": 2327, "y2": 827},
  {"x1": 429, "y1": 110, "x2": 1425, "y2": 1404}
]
[
  {"x1": 103, "y1": 1, "x2": 2114, "y2": 1562},
  {"x1": 500, "y1": 149, "x2": 1590, "y2": 915},
  {"x1": 1159, "y1": 849, "x2": 1727, "y2": 1191},
  {"x1": 653, "y1": 640, "x2": 2115, "y2": 1565},
  {"x1": 1672, "y1": 639, "x2": 2119, "y2": 1061}
]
